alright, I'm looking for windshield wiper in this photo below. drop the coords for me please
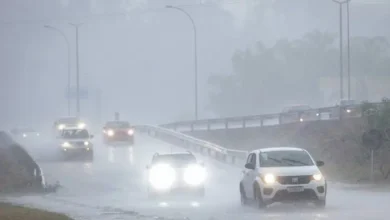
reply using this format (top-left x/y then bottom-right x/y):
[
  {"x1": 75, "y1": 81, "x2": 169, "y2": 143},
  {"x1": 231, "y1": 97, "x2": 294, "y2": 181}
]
[{"x1": 281, "y1": 158, "x2": 309, "y2": 166}]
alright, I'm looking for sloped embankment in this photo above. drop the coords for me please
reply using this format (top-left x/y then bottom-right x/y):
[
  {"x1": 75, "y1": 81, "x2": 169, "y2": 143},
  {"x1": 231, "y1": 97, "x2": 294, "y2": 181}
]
[
  {"x1": 0, "y1": 131, "x2": 44, "y2": 193},
  {"x1": 184, "y1": 118, "x2": 390, "y2": 182}
]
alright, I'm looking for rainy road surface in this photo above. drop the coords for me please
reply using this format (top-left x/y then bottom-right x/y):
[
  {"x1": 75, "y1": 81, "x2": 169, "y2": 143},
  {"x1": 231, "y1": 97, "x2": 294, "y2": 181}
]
[{"x1": 4, "y1": 133, "x2": 390, "y2": 220}]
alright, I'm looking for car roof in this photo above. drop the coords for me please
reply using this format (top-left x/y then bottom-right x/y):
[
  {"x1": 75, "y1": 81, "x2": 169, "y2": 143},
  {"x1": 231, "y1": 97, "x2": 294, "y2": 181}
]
[
  {"x1": 250, "y1": 147, "x2": 305, "y2": 154},
  {"x1": 62, "y1": 127, "x2": 88, "y2": 131}
]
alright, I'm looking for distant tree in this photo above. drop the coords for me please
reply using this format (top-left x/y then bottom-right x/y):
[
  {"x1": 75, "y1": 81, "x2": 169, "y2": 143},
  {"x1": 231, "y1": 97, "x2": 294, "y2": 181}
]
[{"x1": 209, "y1": 31, "x2": 390, "y2": 117}]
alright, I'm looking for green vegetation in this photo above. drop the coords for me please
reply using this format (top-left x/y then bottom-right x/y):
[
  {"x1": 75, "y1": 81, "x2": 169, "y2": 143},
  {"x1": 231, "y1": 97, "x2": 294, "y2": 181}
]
[{"x1": 0, "y1": 203, "x2": 72, "y2": 220}]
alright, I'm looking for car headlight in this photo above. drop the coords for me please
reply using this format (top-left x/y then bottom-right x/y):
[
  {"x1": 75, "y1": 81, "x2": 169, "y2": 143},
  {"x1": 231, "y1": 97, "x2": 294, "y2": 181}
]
[
  {"x1": 84, "y1": 141, "x2": 89, "y2": 146},
  {"x1": 346, "y1": 109, "x2": 351, "y2": 113},
  {"x1": 58, "y1": 124, "x2": 65, "y2": 130},
  {"x1": 78, "y1": 123, "x2": 86, "y2": 129},
  {"x1": 149, "y1": 164, "x2": 176, "y2": 190},
  {"x1": 263, "y1": 173, "x2": 276, "y2": 184},
  {"x1": 299, "y1": 118, "x2": 304, "y2": 122},
  {"x1": 107, "y1": 129, "x2": 114, "y2": 136},
  {"x1": 183, "y1": 164, "x2": 207, "y2": 186},
  {"x1": 23, "y1": 133, "x2": 27, "y2": 138},
  {"x1": 128, "y1": 129, "x2": 134, "y2": 135},
  {"x1": 313, "y1": 173, "x2": 323, "y2": 181},
  {"x1": 62, "y1": 142, "x2": 71, "y2": 148},
  {"x1": 36, "y1": 133, "x2": 40, "y2": 136}
]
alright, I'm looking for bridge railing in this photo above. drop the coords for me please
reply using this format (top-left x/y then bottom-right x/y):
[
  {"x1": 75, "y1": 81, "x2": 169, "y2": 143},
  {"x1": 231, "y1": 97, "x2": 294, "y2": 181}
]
[
  {"x1": 160, "y1": 102, "x2": 383, "y2": 132},
  {"x1": 135, "y1": 124, "x2": 249, "y2": 166}
]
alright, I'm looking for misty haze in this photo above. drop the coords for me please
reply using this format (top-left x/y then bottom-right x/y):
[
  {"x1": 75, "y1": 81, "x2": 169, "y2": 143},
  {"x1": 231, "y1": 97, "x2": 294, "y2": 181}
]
[{"x1": 1, "y1": 1, "x2": 390, "y2": 220}]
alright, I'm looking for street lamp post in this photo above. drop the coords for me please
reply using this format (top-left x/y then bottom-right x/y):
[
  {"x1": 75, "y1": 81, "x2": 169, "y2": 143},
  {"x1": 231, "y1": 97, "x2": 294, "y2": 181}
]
[
  {"x1": 346, "y1": 1, "x2": 351, "y2": 100},
  {"x1": 332, "y1": 0, "x2": 351, "y2": 101},
  {"x1": 44, "y1": 25, "x2": 71, "y2": 116},
  {"x1": 166, "y1": 5, "x2": 199, "y2": 120},
  {"x1": 69, "y1": 23, "x2": 83, "y2": 117}
]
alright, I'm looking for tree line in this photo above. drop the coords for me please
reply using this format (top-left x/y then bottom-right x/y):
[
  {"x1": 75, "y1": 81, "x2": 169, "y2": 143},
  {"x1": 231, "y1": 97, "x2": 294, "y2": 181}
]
[{"x1": 208, "y1": 31, "x2": 390, "y2": 117}]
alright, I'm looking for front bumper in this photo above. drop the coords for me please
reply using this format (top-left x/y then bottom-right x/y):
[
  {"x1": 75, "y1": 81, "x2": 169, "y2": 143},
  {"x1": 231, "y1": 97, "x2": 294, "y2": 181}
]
[{"x1": 260, "y1": 180, "x2": 326, "y2": 203}]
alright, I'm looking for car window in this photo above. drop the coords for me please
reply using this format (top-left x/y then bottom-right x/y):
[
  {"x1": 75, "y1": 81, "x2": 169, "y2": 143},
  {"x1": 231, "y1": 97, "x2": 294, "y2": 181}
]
[
  {"x1": 250, "y1": 153, "x2": 257, "y2": 166},
  {"x1": 105, "y1": 121, "x2": 130, "y2": 128},
  {"x1": 246, "y1": 154, "x2": 253, "y2": 164},
  {"x1": 259, "y1": 150, "x2": 314, "y2": 167}
]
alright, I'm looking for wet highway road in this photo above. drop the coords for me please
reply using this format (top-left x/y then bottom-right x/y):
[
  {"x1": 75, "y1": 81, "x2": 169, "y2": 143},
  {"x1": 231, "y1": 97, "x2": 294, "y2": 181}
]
[{"x1": 4, "y1": 133, "x2": 390, "y2": 220}]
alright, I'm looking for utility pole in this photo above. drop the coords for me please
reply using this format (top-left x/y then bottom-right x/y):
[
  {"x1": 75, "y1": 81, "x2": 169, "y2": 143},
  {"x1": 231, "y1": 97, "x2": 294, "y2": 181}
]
[
  {"x1": 69, "y1": 23, "x2": 83, "y2": 116},
  {"x1": 346, "y1": 1, "x2": 351, "y2": 100},
  {"x1": 331, "y1": 0, "x2": 351, "y2": 101}
]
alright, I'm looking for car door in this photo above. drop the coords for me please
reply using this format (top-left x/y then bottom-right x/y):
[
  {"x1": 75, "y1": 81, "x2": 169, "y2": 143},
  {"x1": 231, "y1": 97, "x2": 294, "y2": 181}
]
[{"x1": 243, "y1": 153, "x2": 257, "y2": 198}]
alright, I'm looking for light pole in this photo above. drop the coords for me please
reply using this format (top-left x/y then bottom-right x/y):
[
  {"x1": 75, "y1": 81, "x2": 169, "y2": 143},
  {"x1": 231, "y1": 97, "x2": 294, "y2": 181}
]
[
  {"x1": 346, "y1": 1, "x2": 351, "y2": 100},
  {"x1": 332, "y1": 0, "x2": 351, "y2": 101},
  {"x1": 44, "y1": 25, "x2": 71, "y2": 116},
  {"x1": 166, "y1": 5, "x2": 199, "y2": 120},
  {"x1": 69, "y1": 23, "x2": 83, "y2": 117}
]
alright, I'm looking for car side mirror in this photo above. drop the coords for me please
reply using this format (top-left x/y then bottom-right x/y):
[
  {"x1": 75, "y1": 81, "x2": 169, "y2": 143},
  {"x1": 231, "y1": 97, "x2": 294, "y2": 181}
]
[
  {"x1": 244, "y1": 163, "x2": 255, "y2": 170},
  {"x1": 316, "y1": 160, "x2": 324, "y2": 167}
]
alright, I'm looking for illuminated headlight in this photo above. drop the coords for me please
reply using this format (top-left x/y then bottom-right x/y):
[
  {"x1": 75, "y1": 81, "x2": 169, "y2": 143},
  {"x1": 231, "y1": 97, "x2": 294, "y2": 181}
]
[
  {"x1": 148, "y1": 164, "x2": 176, "y2": 190},
  {"x1": 313, "y1": 173, "x2": 323, "y2": 181},
  {"x1": 263, "y1": 174, "x2": 276, "y2": 184},
  {"x1": 78, "y1": 123, "x2": 86, "y2": 129},
  {"x1": 107, "y1": 129, "x2": 114, "y2": 137},
  {"x1": 84, "y1": 141, "x2": 89, "y2": 146},
  {"x1": 23, "y1": 133, "x2": 27, "y2": 138},
  {"x1": 299, "y1": 118, "x2": 304, "y2": 122},
  {"x1": 58, "y1": 124, "x2": 65, "y2": 130},
  {"x1": 183, "y1": 164, "x2": 207, "y2": 186},
  {"x1": 316, "y1": 113, "x2": 320, "y2": 116},
  {"x1": 346, "y1": 109, "x2": 351, "y2": 113},
  {"x1": 36, "y1": 133, "x2": 40, "y2": 136},
  {"x1": 128, "y1": 129, "x2": 134, "y2": 135},
  {"x1": 62, "y1": 142, "x2": 71, "y2": 148}
]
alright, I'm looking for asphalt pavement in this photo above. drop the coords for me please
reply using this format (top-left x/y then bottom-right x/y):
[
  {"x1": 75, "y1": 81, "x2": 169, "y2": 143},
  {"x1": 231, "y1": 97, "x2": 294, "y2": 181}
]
[{"x1": 3, "y1": 133, "x2": 390, "y2": 220}]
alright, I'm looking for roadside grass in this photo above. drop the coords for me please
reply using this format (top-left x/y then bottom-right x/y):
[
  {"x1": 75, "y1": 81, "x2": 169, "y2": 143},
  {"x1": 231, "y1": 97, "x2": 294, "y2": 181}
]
[{"x1": 0, "y1": 202, "x2": 73, "y2": 220}]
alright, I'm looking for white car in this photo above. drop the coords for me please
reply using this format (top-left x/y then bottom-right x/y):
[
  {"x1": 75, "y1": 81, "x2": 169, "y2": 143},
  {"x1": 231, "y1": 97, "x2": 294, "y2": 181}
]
[
  {"x1": 146, "y1": 152, "x2": 206, "y2": 198},
  {"x1": 239, "y1": 147, "x2": 326, "y2": 208},
  {"x1": 58, "y1": 127, "x2": 94, "y2": 161}
]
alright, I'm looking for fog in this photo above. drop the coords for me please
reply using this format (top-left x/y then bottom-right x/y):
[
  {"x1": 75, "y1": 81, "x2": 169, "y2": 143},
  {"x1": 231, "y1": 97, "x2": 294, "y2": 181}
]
[{"x1": 1, "y1": 0, "x2": 389, "y2": 128}]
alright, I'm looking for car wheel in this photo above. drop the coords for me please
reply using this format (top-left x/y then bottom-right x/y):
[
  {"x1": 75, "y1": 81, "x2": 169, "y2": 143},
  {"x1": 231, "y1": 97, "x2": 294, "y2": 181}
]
[
  {"x1": 240, "y1": 183, "x2": 248, "y2": 206},
  {"x1": 254, "y1": 185, "x2": 266, "y2": 209},
  {"x1": 314, "y1": 199, "x2": 326, "y2": 208}
]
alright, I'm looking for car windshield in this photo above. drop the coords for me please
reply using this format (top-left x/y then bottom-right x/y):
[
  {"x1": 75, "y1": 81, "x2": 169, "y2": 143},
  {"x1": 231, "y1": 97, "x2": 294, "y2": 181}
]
[
  {"x1": 259, "y1": 150, "x2": 314, "y2": 167},
  {"x1": 61, "y1": 129, "x2": 89, "y2": 139},
  {"x1": 152, "y1": 154, "x2": 197, "y2": 166},
  {"x1": 105, "y1": 121, "x2": 130, "y2": 129}
]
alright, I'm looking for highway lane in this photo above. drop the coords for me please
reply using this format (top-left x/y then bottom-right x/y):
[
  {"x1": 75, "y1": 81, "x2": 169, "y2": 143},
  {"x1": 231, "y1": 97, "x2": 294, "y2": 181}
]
[{"x1": 4, "y1": 133, "x2": 390, "y2": 220}]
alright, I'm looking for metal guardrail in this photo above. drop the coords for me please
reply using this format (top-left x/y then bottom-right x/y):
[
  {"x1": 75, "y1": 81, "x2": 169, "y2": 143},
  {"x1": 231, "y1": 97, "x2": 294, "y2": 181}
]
[
  {"x1": 160, "y1": 102, "x2": 383, "y2": 132},
  {"x1": 135, "y1": 124, "x2": 249, "y2": 166}
]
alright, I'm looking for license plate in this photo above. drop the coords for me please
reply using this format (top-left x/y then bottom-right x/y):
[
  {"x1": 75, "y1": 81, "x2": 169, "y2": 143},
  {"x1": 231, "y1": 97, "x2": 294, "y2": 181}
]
[{"x1": 287, "y1": 186, "x2": 304, "y2": 192}]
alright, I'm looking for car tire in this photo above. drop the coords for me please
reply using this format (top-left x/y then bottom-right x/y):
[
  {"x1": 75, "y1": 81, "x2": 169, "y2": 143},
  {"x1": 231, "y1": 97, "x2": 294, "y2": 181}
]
[
  {"x1": 254, "y1": 184, "x2": 266, "y2": 209},
  {"x1": 240, "y1": 183, "x2": 248, "y2": 206},
  {"x1": 314, "y1": 199, "x2": 326, "y2": 208}
]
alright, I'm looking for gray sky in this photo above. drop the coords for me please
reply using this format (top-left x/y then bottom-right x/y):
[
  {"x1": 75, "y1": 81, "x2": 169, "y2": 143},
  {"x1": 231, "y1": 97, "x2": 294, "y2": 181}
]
[{"x1": 0, "y1": 0, "x2": 389, "y2": 128}]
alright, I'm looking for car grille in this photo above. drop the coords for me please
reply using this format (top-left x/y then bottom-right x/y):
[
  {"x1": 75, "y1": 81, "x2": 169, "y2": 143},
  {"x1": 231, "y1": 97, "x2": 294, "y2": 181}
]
[{"x1": 277, "y1": 175, "x2": 311, "y2": 185}]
